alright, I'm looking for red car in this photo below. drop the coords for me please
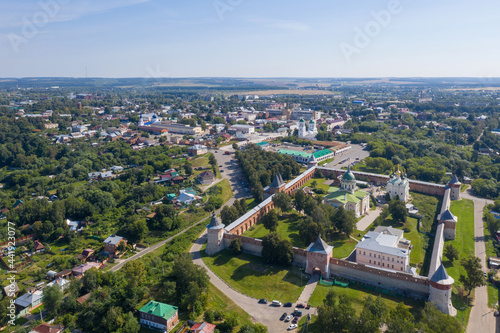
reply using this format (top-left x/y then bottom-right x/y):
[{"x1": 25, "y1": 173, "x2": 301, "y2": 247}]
[
  {"x1": 292, "y1": 317, "x2": 299, "y2": 324},
  {"x1": 296, "y1": 303, "x2": 305, "y2": 309}
]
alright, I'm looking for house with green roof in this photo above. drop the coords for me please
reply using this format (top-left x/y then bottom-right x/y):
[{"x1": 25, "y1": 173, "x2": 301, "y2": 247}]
[
  {"x1": 139, "y1": 300, "x2": 179, "y2": 332},
  {"x1": 323, "y1": 166, "x2": 369, "y2": 217},
  {"x1": 278, "y1": 148, "x2": 335, "y2": 164}
]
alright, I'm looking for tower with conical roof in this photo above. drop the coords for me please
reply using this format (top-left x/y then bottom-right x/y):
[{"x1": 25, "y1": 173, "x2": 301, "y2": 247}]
[
  {"x1": 138, "y1": 114, "x2": 144, "y2": 127},
  {"x1": 307, "y1": 154, "x2": 318, "y2": 169},
  {"x1": 438, "y1": 209, "x2": 458, "y2": 240},
  {"x1": 269, "y1": 173, "x2": 286, "y2": 194},
  {"x1": 206, "y1": 212, "x2": 226, "y2": 255},
  {"x1": 447, "y1": 175, "x2": 461, "y2": 200},
  {"x1": 429, "y1": 263, "x2": 457, "y2": 316},
  {"x1": 305, "y1": 235, "x2": 334, "y2": 278}
]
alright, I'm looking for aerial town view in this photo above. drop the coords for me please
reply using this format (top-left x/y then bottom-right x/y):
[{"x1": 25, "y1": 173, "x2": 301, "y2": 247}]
[{"x1": 1, "y1": 1, "x2": 500, "y2": 333}]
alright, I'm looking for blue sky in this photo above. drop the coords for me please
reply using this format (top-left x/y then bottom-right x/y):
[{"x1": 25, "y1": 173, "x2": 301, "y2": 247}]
[{"x1": 1, "y1": 0, "x2": 499, "y2": 78}]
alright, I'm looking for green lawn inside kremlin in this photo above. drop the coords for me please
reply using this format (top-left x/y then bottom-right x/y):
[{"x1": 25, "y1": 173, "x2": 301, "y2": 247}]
[
  {"x1": 243, "y1": 211, "x2": 358, "y2": 259},
  {"x1": 440, "y1": 199, "x2": 475, "y2": 325},
  {"x1": 202, "y1": 248, "x2": 305, "y2": 303}
]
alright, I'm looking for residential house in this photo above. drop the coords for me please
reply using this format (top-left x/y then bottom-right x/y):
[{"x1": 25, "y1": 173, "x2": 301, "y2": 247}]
[
  {"x1": 15, "y1": 291, "x2": 43, "y2": 317},
  {"x1": 33, "y1": 240, "x2": 45, "y2": 253},
  {"x1": 47, "y1": 278, "x2": 70, "y2": 291},
  {"x1": 139, "y1": 300, "x2": 179, "y2": 332},
  {"x1": 111, "y1": 166, "x2": 124, "y2": 173},
  {"x1": 72, "y1": 262, "x2": 101, "y2": 276},
  {"x1": 103, "y1": 234, "x2": 127, "y2": 254},
  {"x1": 187, "y1": 145, "x2": 208, "y2": 156},
  {"x1": 55, "y1": 269, "x2": 72, "y2": 279},
  {"x1": 29, "y1": 323, "x2": 63, "y2": 333},
  {"x1": 76, "y1": 249, "x2": 94, "y2": 262},
  {"x1": 191, "y1": 322, "x2": 217, "y2": 333},
  {"x1": 76, "y1": 293, "x2": 91, "y2": 305},
  {"x1": 197, "y1": 171, "x2": 215, "y2": 185},
  {"x1": 3, "y1": 281, "x2": 19, "y2": 298}
]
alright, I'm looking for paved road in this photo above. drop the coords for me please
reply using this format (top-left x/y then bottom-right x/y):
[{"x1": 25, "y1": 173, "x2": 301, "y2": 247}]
[
  {"x1": 462, "y1": 190, "x2": 498, "y2": 333},
  {"x1": 190, "y1": 232, "x2": 316, "y2": 333}
]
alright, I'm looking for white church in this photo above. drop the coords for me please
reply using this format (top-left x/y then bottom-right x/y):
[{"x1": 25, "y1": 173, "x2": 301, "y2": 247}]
[
  {"x1": 298, "y1": 118, "x2": 318, "y2": 139},
  {"x1": 386, "y1": 166, "x2": 410, "y2": 202}
]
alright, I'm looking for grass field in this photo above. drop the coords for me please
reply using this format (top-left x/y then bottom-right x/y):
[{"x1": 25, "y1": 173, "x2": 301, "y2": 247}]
[
  {"x1": 303, "y1": 177, "x2": 330, "y2": 193},
  {"x1": 411, "y1": 192, "x2": 440, "y2": 233},
  {"x1": 308, "y1": 283, "x2": 423, "y2": 316},
  {"x1": 483, "y1": 206, "x2": 499, "y2": 308},
  {"x1": 243, "y1": 212, "x2": 357, "y2": 258},
  {"x1": 244, "y1": 212, "x2": 303, "y2": 247},
  {"x1": 440, "y1": 199, "x2": 475, "y2": 324},
  {"x1": 202, "y1": 249, "x2": 304, "y2": 303}
]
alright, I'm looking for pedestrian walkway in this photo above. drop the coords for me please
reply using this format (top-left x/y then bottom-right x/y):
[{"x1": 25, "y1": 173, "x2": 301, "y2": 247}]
[
  {"x1": 357, "y1": 207, "x2": 381, "y2": 231},
  {"x1": 297, "y1": 274, "x2": 320, "y2": 305}
]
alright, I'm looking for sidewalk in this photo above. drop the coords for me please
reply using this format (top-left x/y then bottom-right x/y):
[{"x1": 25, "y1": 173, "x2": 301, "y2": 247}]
[
  {"x1": 357, "y1": 207, "x2": 381, "y2": 231},
  {"x1": 297, "y1": 274, "x2": 320, "y2": 305}
]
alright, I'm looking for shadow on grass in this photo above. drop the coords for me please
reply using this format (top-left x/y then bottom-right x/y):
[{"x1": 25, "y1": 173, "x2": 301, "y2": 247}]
[
  {"x1": 231, "y1": 262, "x2": 269, "y2": 282},
  {"x1": 282, "y1": 271, "x2": 302, "y2": 287}
]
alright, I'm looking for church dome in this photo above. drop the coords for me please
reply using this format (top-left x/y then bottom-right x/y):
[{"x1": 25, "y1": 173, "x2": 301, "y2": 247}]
[
  {"x1": 299, "y1": 118, "x2": 305, "y2": 122},
  {"x1": 343, "y1": 166, "x2": 356, "y2": 181}
]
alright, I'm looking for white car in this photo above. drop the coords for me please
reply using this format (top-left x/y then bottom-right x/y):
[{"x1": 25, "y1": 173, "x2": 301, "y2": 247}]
[
  {"x1": 287, "y1": 324, "x2": 297, "y2": 330},
  {"x1": 285, "y1": 315, "x2": 292, "y2": 322}
]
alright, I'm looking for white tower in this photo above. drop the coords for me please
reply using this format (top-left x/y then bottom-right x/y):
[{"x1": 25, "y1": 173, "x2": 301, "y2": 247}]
[
  {"x1": 448, "y1": 175, "x2": 461, "y2": 201},
  {"x1": 308, "y1": 119, "x2": 317, "y2": 136},
  {"x1": 429, "y1": 264, "x2": 456, "y2": 316},
  {"x1": 138, "y1": 114, "x2": 144, "y2": 126},
  {"x1": 206, "y1": 212, "x2": 226, "y2": 255},
  {"x1": 151, "y1": 113, "x2": 159, "y2": 124},
  {"x1": 298, "y1": 118, "x2": 306, "y2": 138}
]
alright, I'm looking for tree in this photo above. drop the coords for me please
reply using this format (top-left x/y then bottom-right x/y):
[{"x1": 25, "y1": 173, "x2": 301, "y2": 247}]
[
  {"x1": 209, "y1": 154, "x2": 217, "y2": 167},
  {"x1": 82, "y1": 268, "x2": 99, "y2": 293},
  {"x1": 419, "y1": 302, "x2": 461, "y2": 333},
  {"x1": 221, "y1": 206, "x2": 239, "y2": 226},
  {"x1": 262, "y1": 209, "x2": 279, "y2": 232},
  {"x1": 261, "y1": 233, "x2": 294, "y2": 266},
  {"x1": 317, "y1": 290, "x2": 355, "y2": 333},
  {"x1": 229, "y1": 238, "x2": 243, "y2": 255},
  {"x1": 273, "y1": 191, "x2": 292, "y2": 215},
  {"x1": 333, "y1": 206, "x2": 356, "y2": 235},
  {"x1": 123, "y1": 260, "x2": 146, "y2": 288},
  {"x1": 294, "y1": 190, "x2": 306, "y2": 212},
  {"x1": 298, "y1": 216, "x2": 323, "y2": 246},
  {"x1": 389, "y1": 198, "x2": 408, "y2": 224},
  {"x1": 459, "y1": 255, "x2": 486, "y2": 295},
  {"x1": 43, "y1": 285, "x2": 64, "y2": 314},
  {"x1": 232, "y1": 143, "x2": 239, "y2": 150},
  {"x1": 183, "y1": 163, "x2": 193, "y2": 176},
  {"x1": 238, "y1": 323, "x2": 268, "y2": 333},
  {"x1": 385, "y1": 302, "x2": 415, "y2": 333},
  {"x1": 354, "y1": 296, "x2": 387, "y2": 333},
  {"x1": 444, "y1": 243, "x2": 459, "y2": 264}
]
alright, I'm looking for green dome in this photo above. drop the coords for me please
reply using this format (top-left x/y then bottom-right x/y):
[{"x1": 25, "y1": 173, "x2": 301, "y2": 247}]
[
  {"x1": 343, "y1": 166, "x2": 355, "y2": 181},
  {"x1": 299, "y1": 118, "x2": 305, "y2": 122}
]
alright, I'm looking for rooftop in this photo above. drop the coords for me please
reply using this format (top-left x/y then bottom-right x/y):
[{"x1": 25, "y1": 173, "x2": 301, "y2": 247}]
[{"x1": 139, "y1": 300, "x2": 178, "y2": 321}]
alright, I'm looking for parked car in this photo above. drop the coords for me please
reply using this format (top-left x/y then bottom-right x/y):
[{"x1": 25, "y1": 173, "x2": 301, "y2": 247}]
[
  {"x1": 296, "y1": 303, "x2": 305, "y2": 308},
  {"x1": 292, "y1": 317, "x2": 299, "y2": 324},
  {"x1": 280, "y1": 313, "x2": 287, "y2": 321},
  {"x1": 271, "y1": 300, "x2": 282, "y2": 306},
  {"x1": 287, "y1": 324, "x2": 297, "y2": 330},
  {"x1": 283, "y1": 302, "x2": 292, "y2": 307},
  {"x1": 305, "y1": 304, "x2": 310, "y2": 309},
  {"x1": 285, "y1": 315, "x2": 292, "y2": 322},
  {"x1": 258, "y1": 299, "x2": 268, "y2": 304}
]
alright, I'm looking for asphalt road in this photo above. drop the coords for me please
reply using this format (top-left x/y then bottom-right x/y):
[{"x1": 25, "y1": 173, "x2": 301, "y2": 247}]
[
  {"x1": 462, "y1": 190, "x2": 498, "y2": 333},
  {"x1": 190, "y1": 232, "x2": 317, "y2": 333}
]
